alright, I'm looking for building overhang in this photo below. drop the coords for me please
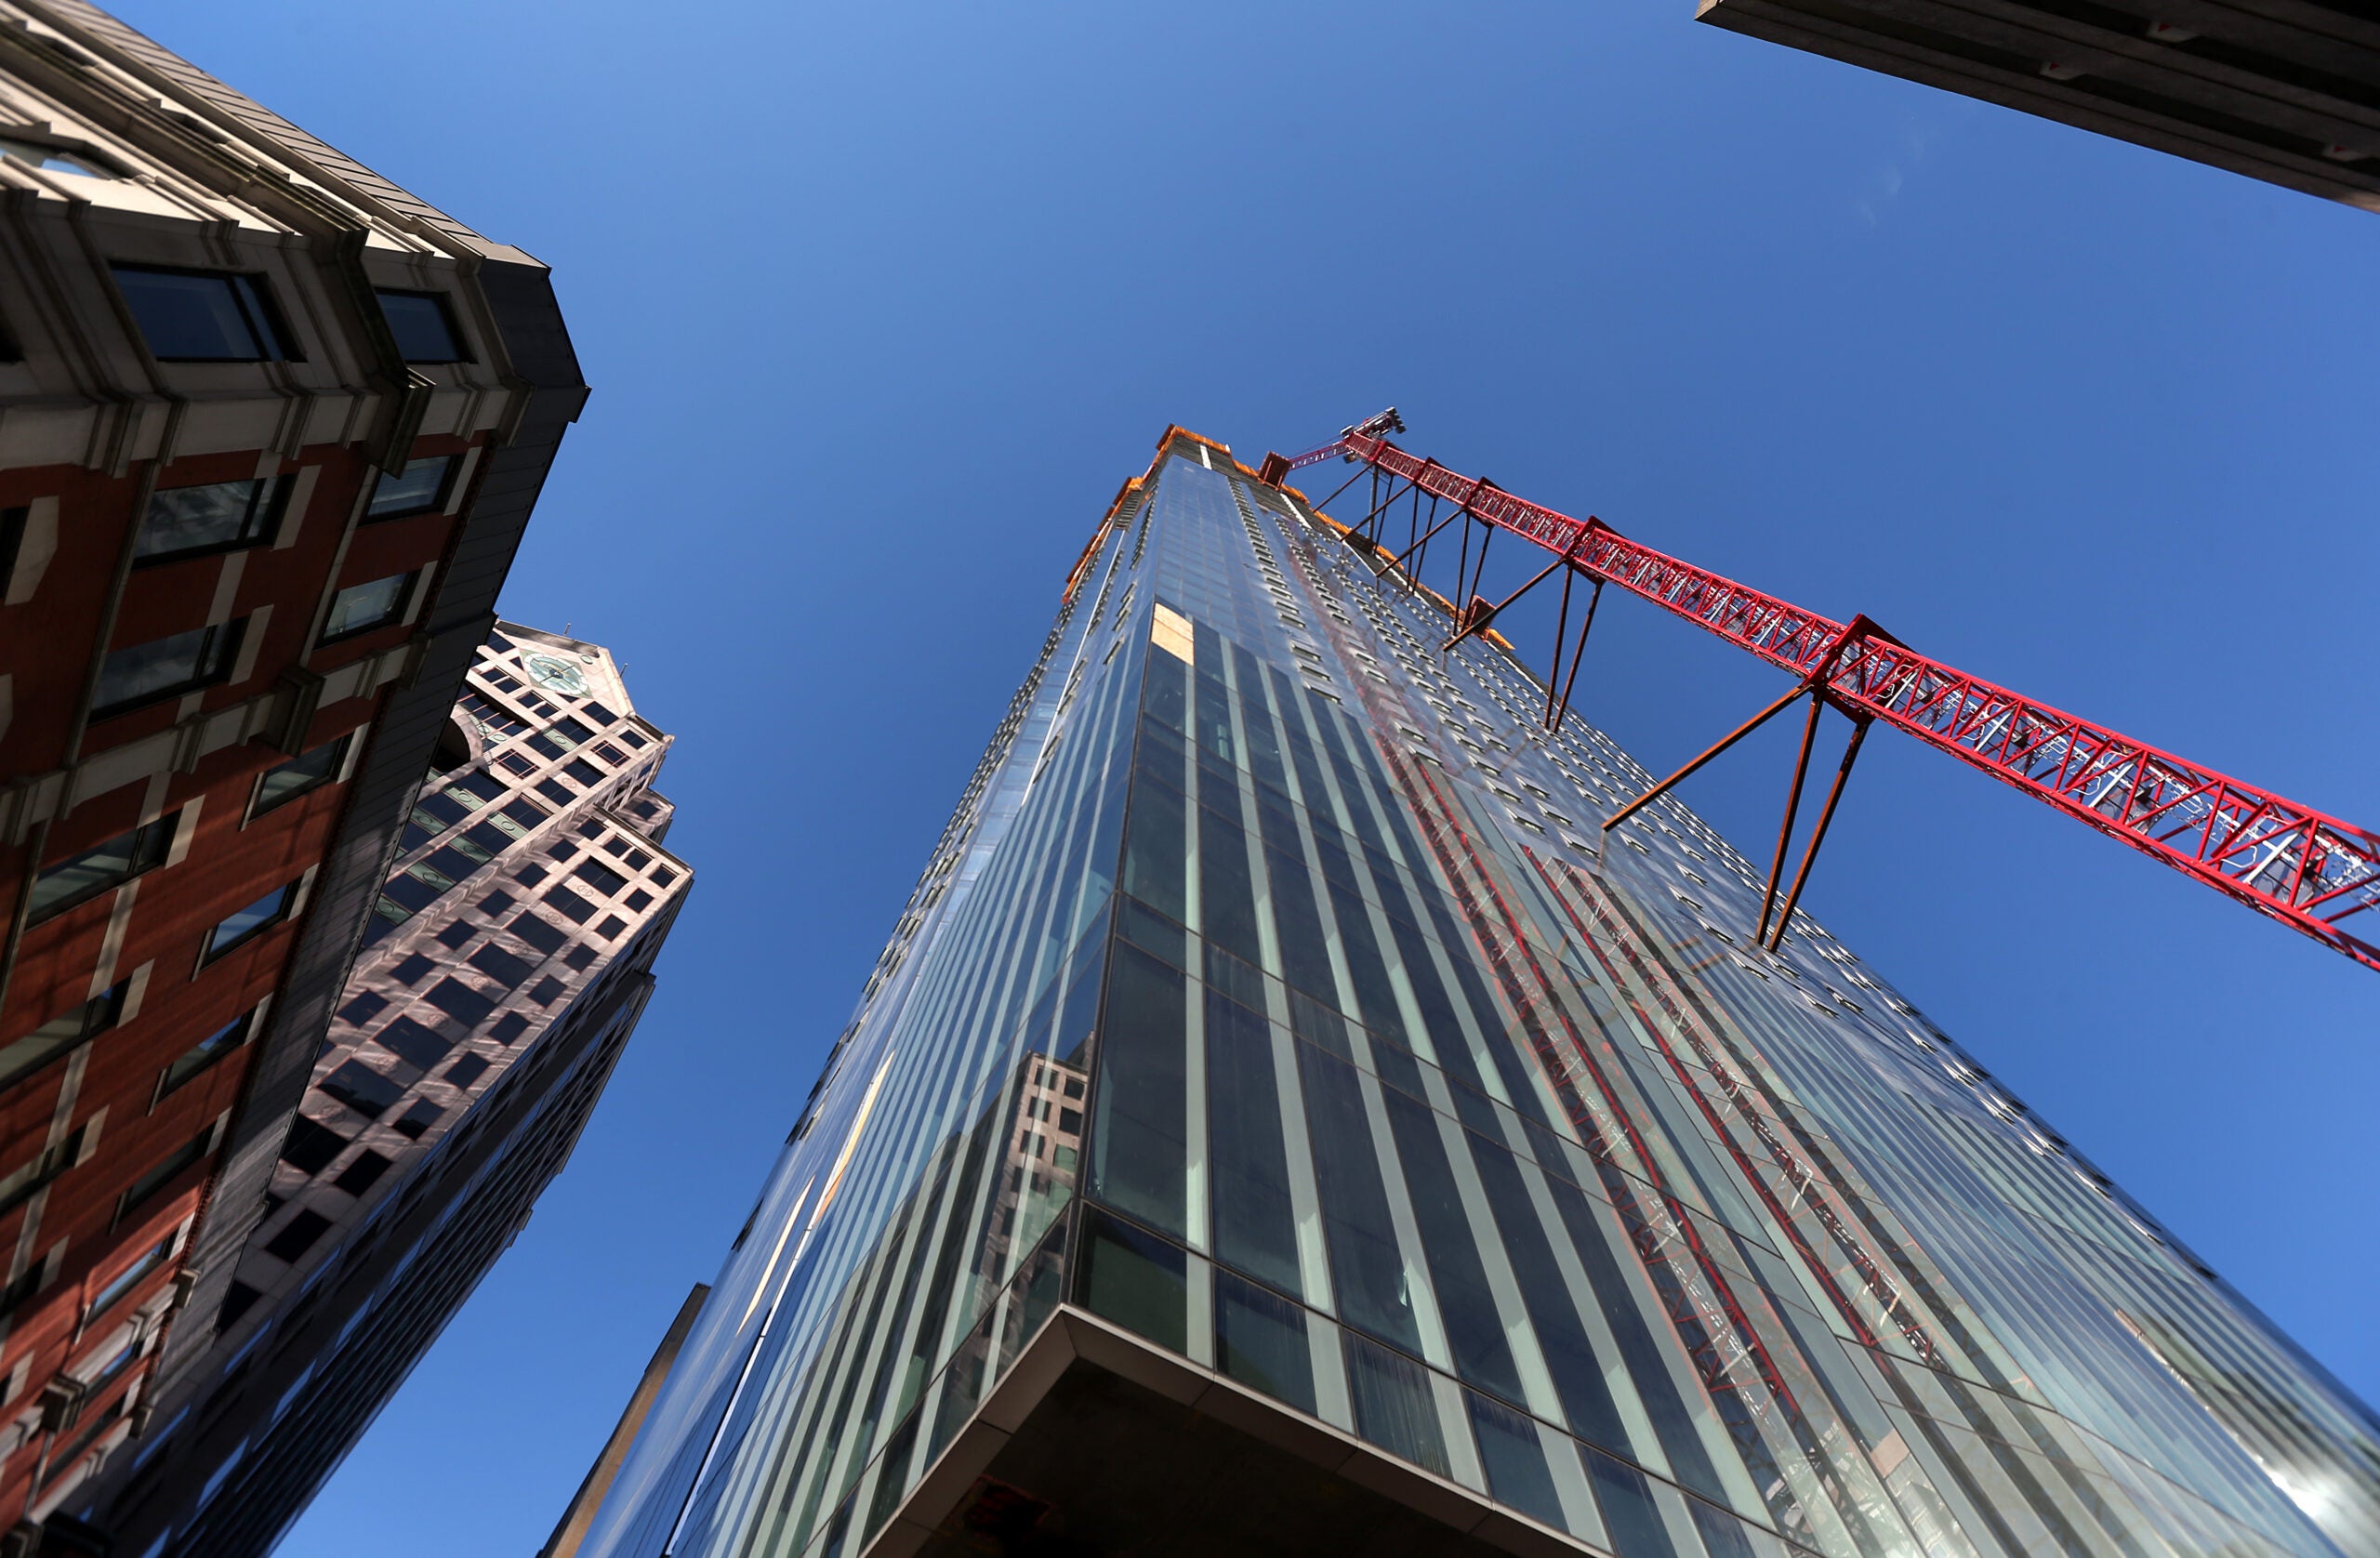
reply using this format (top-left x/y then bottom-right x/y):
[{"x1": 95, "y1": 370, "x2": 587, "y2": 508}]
[
  {"x1": 866, "y1": 1306, "x2": 1601, "y2": 1558},
  {"x1": 1697, "y1": 0, "x2": 2380, "y2": 212}
]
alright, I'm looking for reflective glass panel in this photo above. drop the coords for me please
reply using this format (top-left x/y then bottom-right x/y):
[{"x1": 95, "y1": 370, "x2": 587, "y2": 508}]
[{"x1": 323, "y1": 574, "x2": 410, "y2": 639}]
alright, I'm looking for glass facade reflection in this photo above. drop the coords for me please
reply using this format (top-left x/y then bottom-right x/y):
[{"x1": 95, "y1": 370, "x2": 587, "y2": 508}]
[{"x1": 580, "y1": 432, "x2": 2378, "y2": 1558}]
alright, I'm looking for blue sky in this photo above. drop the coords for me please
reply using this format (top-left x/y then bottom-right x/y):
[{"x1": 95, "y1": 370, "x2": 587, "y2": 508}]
[{"x1": 112, "y1": 3, "x2": 2377, "y2": 1552}]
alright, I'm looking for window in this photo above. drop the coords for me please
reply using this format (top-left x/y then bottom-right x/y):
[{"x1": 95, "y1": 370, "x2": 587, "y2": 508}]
[
  {"x1": 252, "y1": 734, "x2": 351, "y2": 817},
  {"x1": 216, "y1": 1282, "x2": 263, "y2": 1333},
  {"x1": 443, "y1": 1053, "x2": 489, "y2": 1089},
  {"x1": 374, "y1": 290, "x2": 468, "y2": 363},
  {"x1": 1, "y1": 506, "x2": 23, "y2": 585},
  {"x1": 418, "y1": 846, "x2": 480, "y2": 888},
  {"x1": 468, "y1": 944, "x2": 534, "y2": 987},
  {"x1": 362, "y1": 900, "x2": 407, "y2": 946},
  {"x1": 28, "y1": 818, "x2": 172, "y2": 924},
  {"x1": 262, "y1": 1210, "x2": 333, "y2": 1264},
  {"x1": 390, "y1": 1100, "x2": 442, "y2": 1141},
  {"x1": 118, "y1": 1130, "x2": 209, "y2": 1221},
  {"x1": 333, "y1": 1151, "x2": 390, "y2": 1196},
  {"x1": 133, "y1": 477, "x2": 290, "y2": 564},
  {"x1": 526, "y1": 730, "x2": 572, "y2": 761},
  {"x1": 91, "y1": 619, "x2": 245, "y2": 717},
  {"x1": 371, "y1": 1017, "x2": 449, "y2": 1071},
  {"x1": 0, "y1": 1258, "x2": 52, "y2": 1320},
  {"x1": 0, "y1": 982, "x2": 127, "y2": 1090},
  {"x1": 111, "y1": 265, "x2": 295, "y2": 363},
  {"x1": 364, "y1": 456, "x2": 456, "y2": 521},
  {"x1": 318, "y1": 1061, "x2": 404, "y2": 1120},
  {"x1": 203, "y1": 882, "x2": 298, "y2": 963},
  {"x1": 406, "y1": 788, "x2": 468, "y2": 843},
  {"x1": 574, "y1": 859, "x2": 627, "y2": 896},
  {"x1": 279, "y1": 1117, "x2": 349, "y2": 1176},
  {"x1": 321, "y1": 573, "x2": 414, "y2": 641},
  {"x1": 0, "y1": 135, "x2": 116, "y2": 178},
  {"x1": 158, "y1": 1010, "x2": 258, "y2": 1098},
  {"x1": 86, "y1": 1338, "x2": 142, "y2": 1393},
  {"x1": 464, "y1": 695, "x2": 528, "y2": 744},
  {"x1": 0, "y1": 1124, "x2": 86, "y2": 1218},
  {"x1": 37, "y1": 1397, "x2": 124, "y2": 1489}
]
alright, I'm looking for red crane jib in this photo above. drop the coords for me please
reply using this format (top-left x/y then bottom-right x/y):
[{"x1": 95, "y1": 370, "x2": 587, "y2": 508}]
[{"x1": 1271, "y1": 429, "x2": 2380, "y2": 974}]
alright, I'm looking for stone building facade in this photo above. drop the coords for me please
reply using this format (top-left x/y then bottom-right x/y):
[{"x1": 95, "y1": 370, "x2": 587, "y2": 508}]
[
  {"x1": 0, "y1": 2, "x2": 585, "y2": 1541},
  {"x1": 68, "y1": 625, "x2": 690, "y2": 1558}
]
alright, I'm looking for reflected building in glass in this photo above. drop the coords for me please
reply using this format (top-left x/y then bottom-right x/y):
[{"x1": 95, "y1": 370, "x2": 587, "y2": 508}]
[{"x1": 576, "y1": 429, "x2": 2377, "y2": 1558}]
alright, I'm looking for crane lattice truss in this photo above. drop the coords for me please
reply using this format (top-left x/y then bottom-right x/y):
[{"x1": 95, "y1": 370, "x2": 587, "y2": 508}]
[{"x1": 1258, "y1": 415, "x2": 2380, "y2": 974}]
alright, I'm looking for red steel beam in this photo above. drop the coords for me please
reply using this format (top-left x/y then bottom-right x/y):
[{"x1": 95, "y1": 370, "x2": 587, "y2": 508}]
[{"x1": 1275, "y1": 429, "x2": 2380, "y2": 973}]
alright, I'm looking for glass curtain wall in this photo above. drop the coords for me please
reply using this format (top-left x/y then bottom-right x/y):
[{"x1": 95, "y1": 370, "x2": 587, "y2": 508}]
[{"x1": 583, "y1": 439, "x2": 2378, "y2": 1558}]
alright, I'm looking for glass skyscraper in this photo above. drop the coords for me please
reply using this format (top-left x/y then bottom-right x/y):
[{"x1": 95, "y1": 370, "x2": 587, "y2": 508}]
[{"x1": 576, "y1": 429, "x2": 2376, "y2": 1558}]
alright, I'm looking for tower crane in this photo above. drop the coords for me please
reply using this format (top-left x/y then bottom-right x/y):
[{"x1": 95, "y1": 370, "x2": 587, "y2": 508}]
[{"x1": 1255, "y1": 412, "x2": 2380, "y2": 972}]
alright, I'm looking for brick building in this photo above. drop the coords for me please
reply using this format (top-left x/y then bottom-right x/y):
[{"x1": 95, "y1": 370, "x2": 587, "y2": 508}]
[{"x1": 0, "y1": 0, "x2": 584, "y2": 1540}]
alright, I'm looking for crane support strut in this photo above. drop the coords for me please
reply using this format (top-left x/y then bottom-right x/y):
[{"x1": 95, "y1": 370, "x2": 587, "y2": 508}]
[{"x1": 1261, "y1": 418, "x2": 2380, "y2": 973}]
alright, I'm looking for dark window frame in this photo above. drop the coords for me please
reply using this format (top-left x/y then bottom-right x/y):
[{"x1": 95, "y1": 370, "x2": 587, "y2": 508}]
[
  {"x1": 373, "y1": 288, "x2": 471, "y2": 363},
  {"x1": 0, "y1": 1122, "x2": 87, "y2": 1220},
  {"x1": 90, "y1": 616, "x2": 248, "y2": 720},
  {"x1": 35, "y1": 1395, "x2": 124, "y2": 1491},
  {"x1": 0, "y1": 132, "x2": 122, "y2": 180},
  {"x1": 390, "y1": 1099, "x2": 442, "y2": 1141},
  {"x1": 153, "y1": 1008, "x2": 258, "y2": 1106},
  {"x1": 85, "y1": 1335, "x2": 144, "y2": 1394},
  {"x1": 248, "y1": 733, "x2": 353, "y2": 822},
  {"x1": 27, "y1": 815, "x2": 174, "y2": 926},
  {"x1": 319, "y1": 1058, "x2": 405, "y2": 1120},
  {"x1": 200, "y1": 880, "x2": 299, "y2": 967},
  {"x1": 332, "y1": 1150, "x2": 391, "y2": 1196},
  {"x1": 277, "y1": 1115, "x2": 350, "y2": 1177},
  {"x1": 0, "y1": 981, "x2": 129, "y2": 1095},
  {"x1": 129, "y1": 473, "x2": 295, "y2": 567},
  {"x1": 317, "y1": 571, "x2": 419, "y2": 646},
  {"x1": 115, "y1": 1130, "x2": 210, "y2": 1225},
  {"x1": 0, "y1": 1261, "x2": 50, "y2": 1322},
  {"x1": 0, "y1": 506, "x2": 25, "y2": 587},
  {"x1": 260, "y1": 1208, "x2": 333, "y2": 1264},
  {"x1": 362, "y1": 454, "x2": 460, "y2": 522},
  {"x1": 109, "y1": 262, "x2": 299, "y2": 363},
  {"x1": 84, "y1": 1234, "x2": 176, "y2": 1324}
]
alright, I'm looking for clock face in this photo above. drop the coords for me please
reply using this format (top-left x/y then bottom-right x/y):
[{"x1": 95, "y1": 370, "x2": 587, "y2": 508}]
[{"x1": 524, "y1": 654, "x2": 588, "y2": 696}]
